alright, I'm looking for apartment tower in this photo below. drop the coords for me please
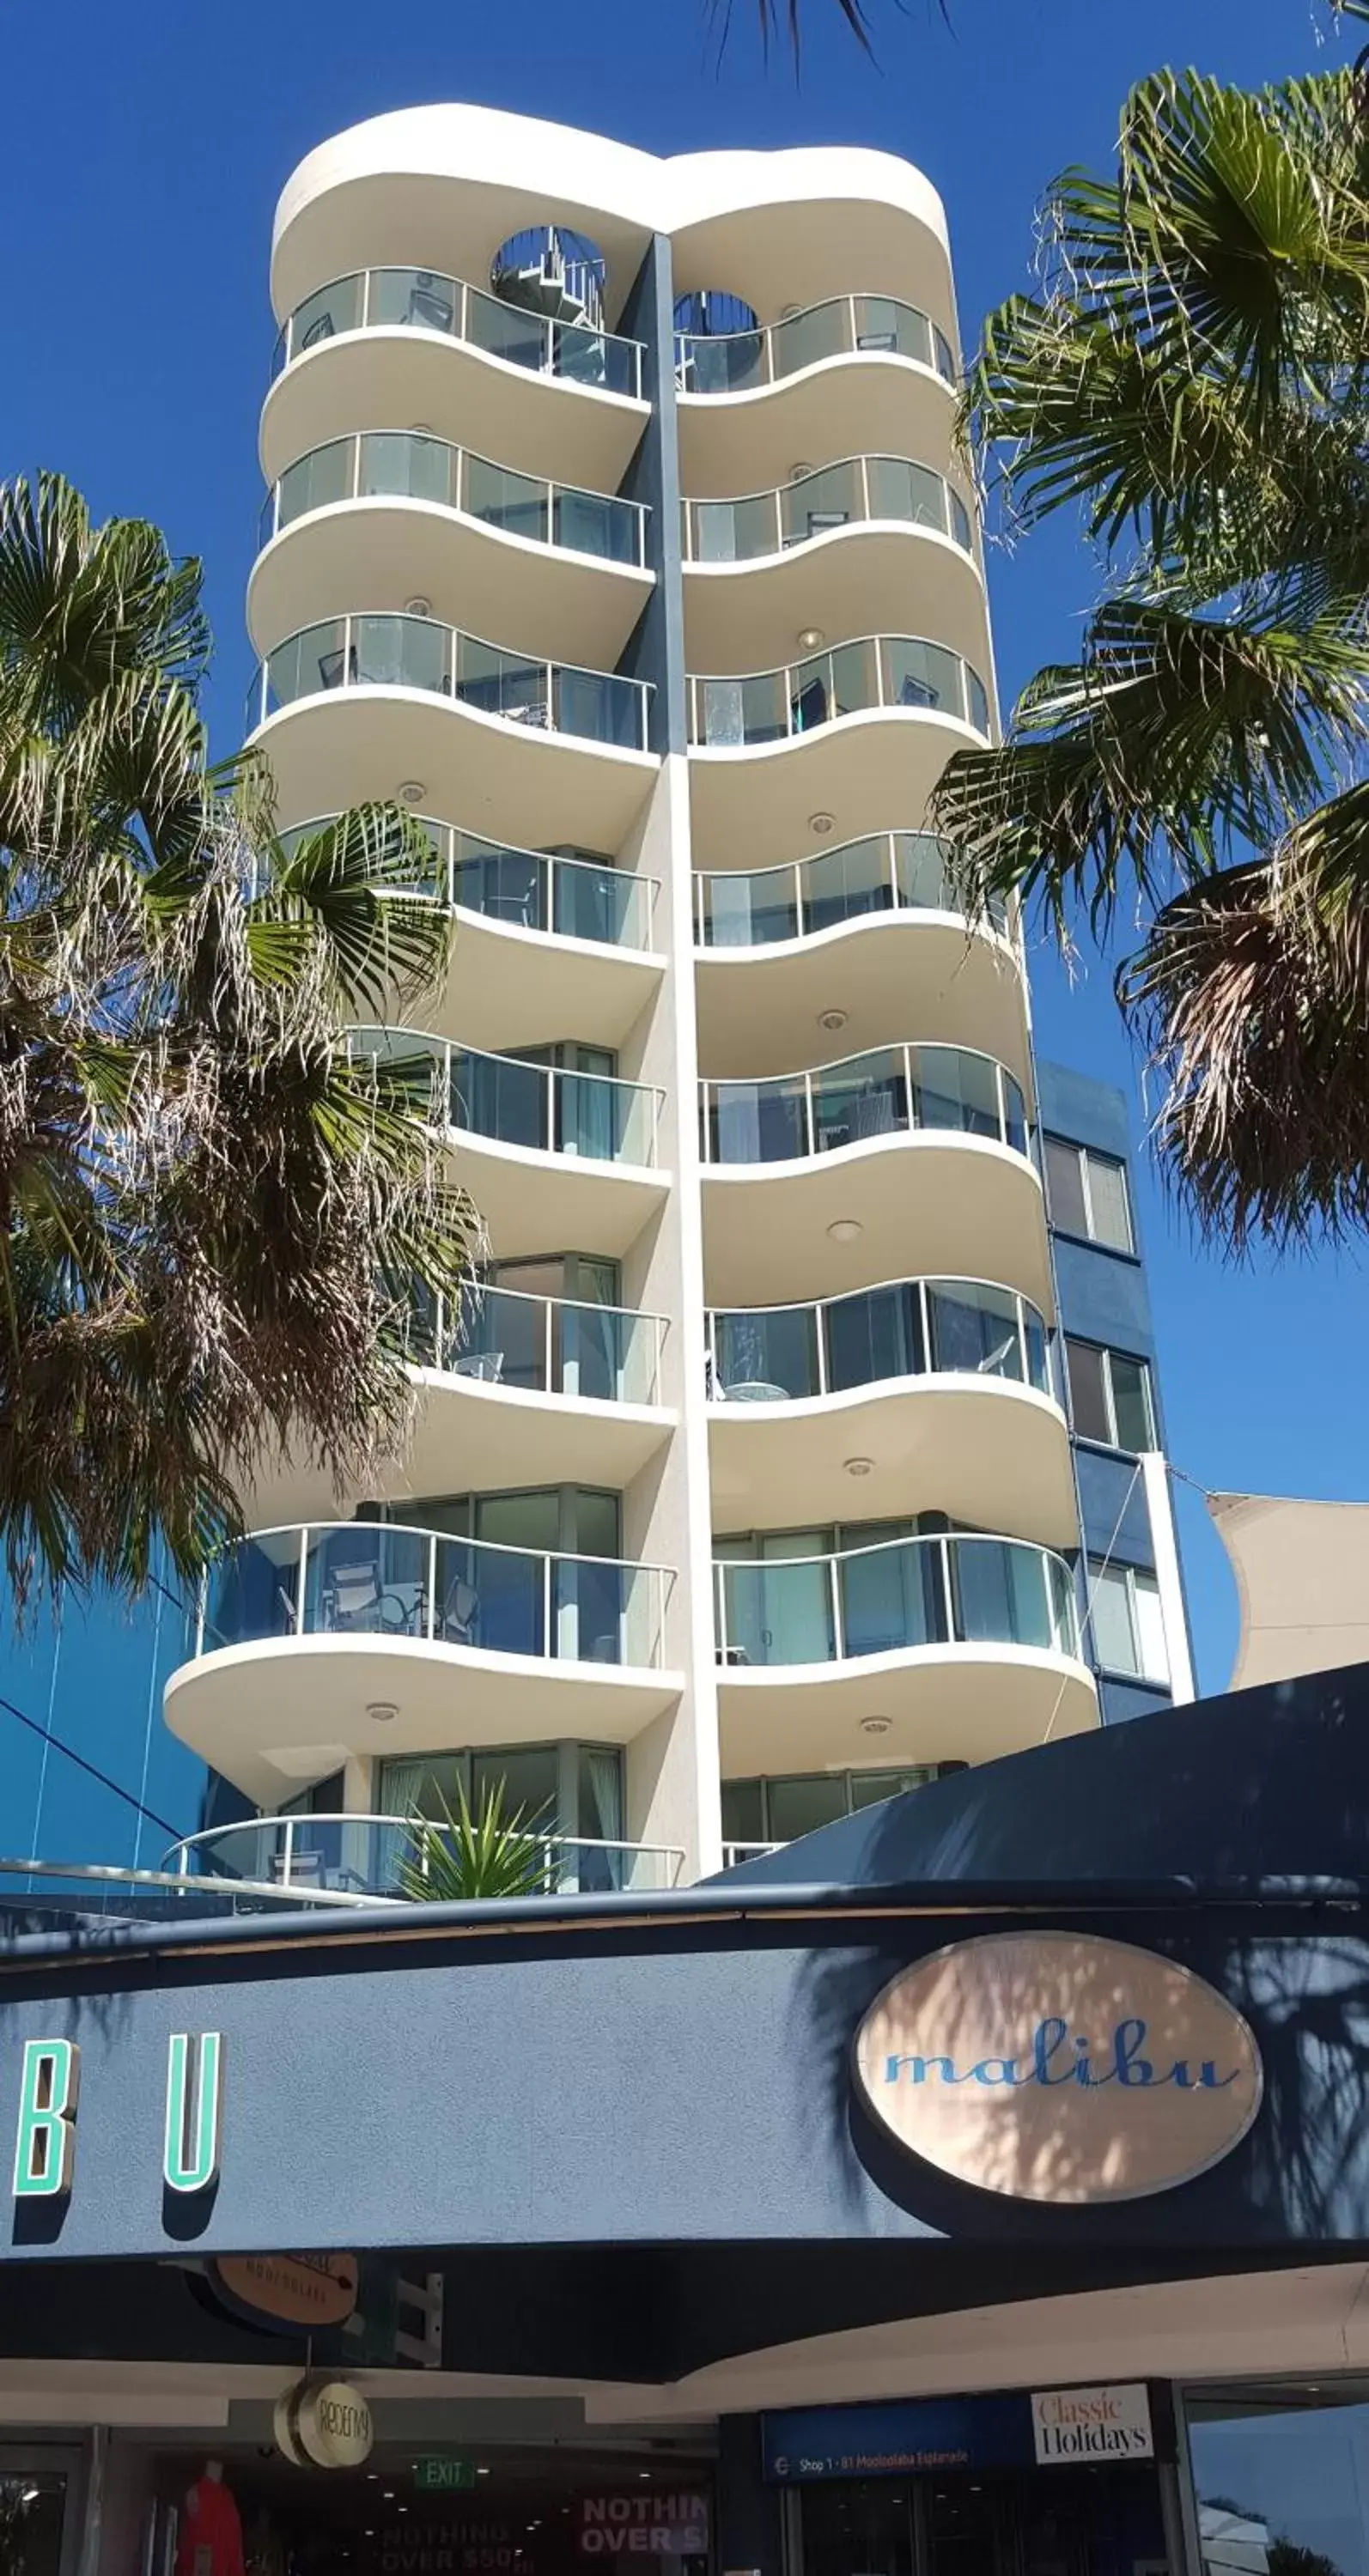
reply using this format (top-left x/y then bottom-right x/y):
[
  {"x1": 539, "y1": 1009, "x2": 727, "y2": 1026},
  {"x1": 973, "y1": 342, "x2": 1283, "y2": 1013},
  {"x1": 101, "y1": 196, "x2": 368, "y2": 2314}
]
[{"x1": 156, "y1": 106, "x2": 1193, "y2": 1893}]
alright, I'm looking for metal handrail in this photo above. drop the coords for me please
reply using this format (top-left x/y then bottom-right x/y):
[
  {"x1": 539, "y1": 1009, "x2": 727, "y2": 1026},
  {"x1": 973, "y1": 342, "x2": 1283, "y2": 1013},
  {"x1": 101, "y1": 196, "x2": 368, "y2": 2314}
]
[
  {"x1": 0, "y1": 1856, "x2": 386, "y2": 1911},
  {"x1": 260, "y1": 429, "x2": 649, "y2": 567},
  {"x1": 278, "y1": 812, "x2": 660, "y2": 950},
  {"x1": 692, "y1": 829, "x2": 1010, "y2": 947},
  {"x1": 706, "y1": 1274, "x2": 1050, "y2": 1402},
  {"x1": 687, "y1": 633, "x2": 990, "y2": 747},
  {"x1": 165, "y1": 1817, "x2": 685, "y2": 1892},
  {"x1": 698, "y1": 1039, "x2": 1029, "y2": 1167},
  {"x1": 248, "y1": 611, "x2": 653, "y2": 750},
  {"x1": 713, "y1": 1530, "x2": 1080, "y2": 1667},
  {"x1": 412, "y1": 1277, "x2": 668, "y2": 1407},
  {"x1": 350, "y1": 1025, "x2": 664, "y2": 1170},
  {"x1": 682, "y1": 453, "x2": 973, "y2": 563},
  {"x1": 674, "y1": 292, "x2": 955, "y2": 395},
  {"x1": 197, "y1": 1518, "x2": 675, "y2": 1672},
  {"x1": 272, "y1": 264, "x2": 645, "y2": 399}
]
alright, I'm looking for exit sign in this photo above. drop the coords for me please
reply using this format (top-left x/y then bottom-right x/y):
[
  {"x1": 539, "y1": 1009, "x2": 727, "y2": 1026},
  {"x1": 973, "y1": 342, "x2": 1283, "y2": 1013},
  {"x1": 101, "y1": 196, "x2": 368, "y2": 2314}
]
[{"x1": 415, "y1": 2459, "x2": 478, "y2": 2493}]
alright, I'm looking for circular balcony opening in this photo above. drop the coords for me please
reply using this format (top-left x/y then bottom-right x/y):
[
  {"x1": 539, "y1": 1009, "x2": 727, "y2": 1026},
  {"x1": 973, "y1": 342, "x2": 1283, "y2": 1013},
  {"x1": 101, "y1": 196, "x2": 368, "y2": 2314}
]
[
  {"x1": 673, "y1": 289, "x2": 760, "y2": 337},
  {"x1": 490, "y1": 226, "x2": 608, "y2": 331}
]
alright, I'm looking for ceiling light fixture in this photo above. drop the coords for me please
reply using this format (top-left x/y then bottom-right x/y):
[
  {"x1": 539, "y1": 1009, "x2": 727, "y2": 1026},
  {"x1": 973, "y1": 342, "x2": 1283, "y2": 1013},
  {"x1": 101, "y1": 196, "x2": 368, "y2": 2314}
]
[
  {"x1": 789, "y1": 461, "x2": 814, "y2": 481},
  {"x1": 808, "y1": 811, "x2": 835, "y2": 837},
  {"x1": 366, "y1": 1702, "x2": 399, "y2": 1724},
  {"x1": 797, "y1": 625, "x2": 825, "y2": 653},
  {"x1": 399, "y1": 781, "x2": 426, "y2": 806},
  {"x1": 827, "y1": 1218, "x2": 862, "y2": 1243},
  {"x1": 861, "y1": 1715, "x2": 893, "y2": 1736},
  {"x1": 818, "y1": 1007, "x2": 848, "y2": 1032},
  {"x1": 844, "y1": 1456, "x2": 874, "y2": 1479},
  {"x1": 405, "y1": 596, "x2": 432, "y2": 618}
]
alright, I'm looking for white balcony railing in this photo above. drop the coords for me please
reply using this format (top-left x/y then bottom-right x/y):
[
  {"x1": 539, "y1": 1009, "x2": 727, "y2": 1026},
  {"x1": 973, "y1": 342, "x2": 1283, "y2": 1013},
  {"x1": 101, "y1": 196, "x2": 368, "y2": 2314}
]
[
  {"x1": 350, "y1": 1026, "x2": 663, "y2": 1170},
  {"x1": 683, "y1": 454, "x2": 971, "y2": 564},
  {"x1": 249, "y1": 611, "x2": 652, "y2": 750},
  {"x1": 166, "y1": 1815, "x2": 684, "y2": 1899},
  {"x1": 272, "y1": 265, "x2": 644, "y2": 399},
  {"x1": 259, "y1": 429, "x2": 648, "y2": 567},
  {"x1": 714, "y1": 1532, "x2": 1080, "y2": 1670},
  {"x1": 675, "y1": 293, "x2": 954, "y2": 395},
  {"x1": 687, "y1": 634, "x2": 989, "y2": 748},
  {"x1": 693, "y1": 829, "x2": 1006, "y2": 950},
  {"x1": 414, "y1": 1278, "x2": 666, "y2": 1408},
  {"x1": 278, "y1": 813, "x2": 658, "y2": 951},
  {"x1": 706, "y1": 1276, "x2": 1049, "y2": 1404},
  {"x1": 197, "y1": 1521, "x2": 673, "y2": 1672},
  {"x1": 699, "y1": 1042, "x2": 1029, "y2": 1169}
]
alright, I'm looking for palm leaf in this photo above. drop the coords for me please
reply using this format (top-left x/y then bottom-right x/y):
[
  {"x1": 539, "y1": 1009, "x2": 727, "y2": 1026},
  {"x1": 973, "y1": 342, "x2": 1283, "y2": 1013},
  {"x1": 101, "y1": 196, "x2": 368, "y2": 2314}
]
[{"x1": 396, "y1": 1784, "x2": 554, "y2": 1902}]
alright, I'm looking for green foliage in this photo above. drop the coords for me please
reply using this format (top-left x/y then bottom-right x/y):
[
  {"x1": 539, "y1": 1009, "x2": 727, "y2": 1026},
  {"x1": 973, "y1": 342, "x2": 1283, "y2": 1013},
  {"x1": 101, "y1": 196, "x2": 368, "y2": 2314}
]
[
  {"x1": 397, "y1": 1784, "x2": 554, "y2": 1903},
  {"x1": 933, "y1": 67, "x2": 1369, "y2": 1245},
  {"x1": 0, "y1": 471, "x2": 483, "y2": 1605}
]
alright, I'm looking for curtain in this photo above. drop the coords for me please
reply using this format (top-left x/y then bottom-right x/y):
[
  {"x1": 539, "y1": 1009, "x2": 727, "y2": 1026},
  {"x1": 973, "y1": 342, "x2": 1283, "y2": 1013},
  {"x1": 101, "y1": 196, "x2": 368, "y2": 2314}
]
[{"x1": 375, "y1": 1758, "x2": 426, "y2": 1893}]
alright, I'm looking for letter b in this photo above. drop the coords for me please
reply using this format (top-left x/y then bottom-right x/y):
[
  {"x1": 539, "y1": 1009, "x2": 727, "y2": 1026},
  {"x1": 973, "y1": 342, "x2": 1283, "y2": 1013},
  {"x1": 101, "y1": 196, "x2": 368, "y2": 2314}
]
[{"x1": 12, "y1": 2040, "x2": 80, "y2": 2198}]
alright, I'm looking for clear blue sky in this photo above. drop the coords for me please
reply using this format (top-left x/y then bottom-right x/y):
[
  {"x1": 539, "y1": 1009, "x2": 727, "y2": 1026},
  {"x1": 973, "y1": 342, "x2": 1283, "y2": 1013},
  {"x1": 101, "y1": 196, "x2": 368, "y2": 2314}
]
[{"x1": 5, "y1": 0, "x2": 1361, "y2": 1694}]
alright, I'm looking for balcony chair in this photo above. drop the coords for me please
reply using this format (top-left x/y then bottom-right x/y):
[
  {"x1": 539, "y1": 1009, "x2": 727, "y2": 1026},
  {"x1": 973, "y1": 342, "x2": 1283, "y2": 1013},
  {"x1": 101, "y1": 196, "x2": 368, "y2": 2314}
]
[
  {"x1": 406, "y1": 283, "x2": 455, "y2": 331},
  {"x1": 439, "y1": 1577, "x2": 478, "y2": 1646},
  {"x1": 451, "y1": 1350, "x2": 505, "y2": 1383},
  {"x1": 326, "y1": 1561, "x2": 409, "y2": 1633},
  {"x1": 318, "y1": 643, "x2": 358, "y2": 690},
  {"x1": 301, "y1": 313, "x2": 336, "y2": 349}
]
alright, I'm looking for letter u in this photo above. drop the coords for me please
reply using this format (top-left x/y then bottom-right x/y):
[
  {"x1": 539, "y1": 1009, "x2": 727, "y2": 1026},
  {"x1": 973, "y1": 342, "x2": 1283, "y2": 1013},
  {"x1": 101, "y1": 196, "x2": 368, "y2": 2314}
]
[{"x1": 164, "y1": 2032, "x2": 225, "y2": 2192}]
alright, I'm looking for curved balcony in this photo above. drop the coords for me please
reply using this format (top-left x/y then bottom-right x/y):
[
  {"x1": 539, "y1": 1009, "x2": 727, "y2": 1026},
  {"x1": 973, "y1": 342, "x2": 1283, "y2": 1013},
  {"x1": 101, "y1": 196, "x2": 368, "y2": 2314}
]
[
  {"x1": 263, "y1": 266, "x2": 648, "y2": 492},
  {"x1": 685, "y1": 636, "x2": 990, "y2": 872},
  {"x1": 715, "y1": 1532, "x2": 1095, "y2": 1773},
  {"x1": 350, "y1": 1027, "x2": 667, "y2": 1259},
  {"x1": 167, "y1": 1815, "x2": 684, "y2": 1899},
  {"x1": 706, "y1": 1277, "x2": 1075, "y2": 1543},
  {"x1": 165, "y1": 1522, "x2": 680, "y2": 1806},
  {"x1": 694, "y1": 830, "x2": 1024, "y2": 1081},
  {"x1": 283, "y1": 814, "x2": 661, "y2": 1053},
  {"x1": 698, "y1": 1042, "x2": 1047, "y2": 1309},
  {"x1": 681, "y1": 456, "x2": 982, "y2": 671},
  {"x1": 251, "y1": 433, "x2": 650, "y2": 670},
  {"x1": 245, "y1": 1280, "x2": 672, "y2": 1532},
  {"x1": 675, "y1": 295, "x2": 958, "y2": 495},
  {"x1": 248, "y1": 614, "x2": 656, "y2": 853}
]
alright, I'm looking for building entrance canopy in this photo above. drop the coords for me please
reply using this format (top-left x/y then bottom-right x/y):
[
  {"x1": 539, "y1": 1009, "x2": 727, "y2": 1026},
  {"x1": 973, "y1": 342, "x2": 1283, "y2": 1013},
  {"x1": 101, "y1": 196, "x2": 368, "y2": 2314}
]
[{"x1": 1, "y1": 1666, "x2": 1368, "y2": 2370}]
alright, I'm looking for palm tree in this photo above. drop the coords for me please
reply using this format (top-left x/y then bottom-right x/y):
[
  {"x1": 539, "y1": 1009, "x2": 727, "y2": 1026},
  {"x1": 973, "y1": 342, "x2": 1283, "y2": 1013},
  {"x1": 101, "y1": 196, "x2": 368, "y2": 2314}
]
[
  {"x1": 716, "y1": 0, "x2": 1366, "y2": 54},
  {"x1": 397, "y1": 1784, "x2": 555, "y2": 1902},
  {"x1": 932, "y1": 64, "x2": 1369, "y2": 1246},
  {"x1": 0, "y1": 471, "x2": 480, "y2": 1604}
]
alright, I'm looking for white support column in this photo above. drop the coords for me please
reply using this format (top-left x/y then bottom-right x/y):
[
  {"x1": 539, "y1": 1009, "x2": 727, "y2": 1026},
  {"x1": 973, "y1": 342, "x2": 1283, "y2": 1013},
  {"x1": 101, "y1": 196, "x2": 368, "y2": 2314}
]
[{"x1": 1141, "y1": 1449, "x2": 1196, "y2": 1705}]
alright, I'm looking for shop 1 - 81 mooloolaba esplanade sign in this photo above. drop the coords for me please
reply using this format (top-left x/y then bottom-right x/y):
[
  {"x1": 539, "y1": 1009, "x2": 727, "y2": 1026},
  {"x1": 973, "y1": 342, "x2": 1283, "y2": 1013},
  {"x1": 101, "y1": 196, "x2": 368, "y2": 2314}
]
[{"x1": 854, "y1": 1930, "x2": 1263, "y2": 2203}]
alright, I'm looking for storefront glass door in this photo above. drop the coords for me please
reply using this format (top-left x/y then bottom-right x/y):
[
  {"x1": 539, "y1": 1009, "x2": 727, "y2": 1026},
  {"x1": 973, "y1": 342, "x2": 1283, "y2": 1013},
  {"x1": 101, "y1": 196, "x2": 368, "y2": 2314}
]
[
  {"x1": 0, "y1": 2455, "x2": 80, "y2": 2576},
  {"x1": 796, "y1": 2464, "x2": 1159, "y2": 2576}
]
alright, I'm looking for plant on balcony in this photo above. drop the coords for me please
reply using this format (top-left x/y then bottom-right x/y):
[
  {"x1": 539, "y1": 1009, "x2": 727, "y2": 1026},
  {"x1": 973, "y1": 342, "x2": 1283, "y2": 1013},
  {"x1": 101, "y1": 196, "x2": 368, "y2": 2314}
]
[
  {"x1": 0, "y1": 472, "x2": 481, "y2": 1605},
  {"x1": 397, "y1": 1785, "x2": 554, "y2": 1903},
  {"x1": 933, "y1": 63, "x2": 1369, "y2": 1248}
]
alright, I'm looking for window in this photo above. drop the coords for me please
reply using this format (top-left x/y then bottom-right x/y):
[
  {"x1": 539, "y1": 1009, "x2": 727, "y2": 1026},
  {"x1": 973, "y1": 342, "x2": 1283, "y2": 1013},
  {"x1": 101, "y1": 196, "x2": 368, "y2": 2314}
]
[
  {"x1": 1088, "y1": 1560, "x2": 1168, "y2": 1683},
  {"x1": 1065, "y1": 1340, "x2": 1155, "y2": 1449},
  {"x1": 721, "y1": 1764, "x2": 960, "y2": 1850},
  {"x1": 1043, "y1": 1136, "x2": 1135, "y2": 1252}
]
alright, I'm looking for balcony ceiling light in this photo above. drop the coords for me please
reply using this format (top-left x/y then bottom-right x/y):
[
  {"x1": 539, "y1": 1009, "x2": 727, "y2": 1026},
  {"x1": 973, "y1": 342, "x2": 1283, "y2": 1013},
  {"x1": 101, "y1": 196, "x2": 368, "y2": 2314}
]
[
  {"x1": 399, "y1": 781, "x2": 426, "y2": 805},
  {"x1": 827, "y1": 1217, "x2": 863, "y2": 1242},
  {"x1": 843, "y1": 1455, "x2": 874, "y2": 1478},
  {"x1": 808, "y1": 811, "x2": 836, "y2": 836},
  {"x1": 818, "y1": 1007, "x2": 848, "y2": 1031},
  {"x1": 797, "y1": 625, "x2": 825, "y2": 652},
  {"x1": 860, "y1": 1714, "x2": 893, "y2": 1735},
  {"x1": 405, "y1": 595, "x2": 432, "y2": 618},
  {"x1": 789, "y1": 461, "x2": 814, "y2": 481},
  {"x1": 366, "y1": 1701, "x2": 399, "y2": 1723}
]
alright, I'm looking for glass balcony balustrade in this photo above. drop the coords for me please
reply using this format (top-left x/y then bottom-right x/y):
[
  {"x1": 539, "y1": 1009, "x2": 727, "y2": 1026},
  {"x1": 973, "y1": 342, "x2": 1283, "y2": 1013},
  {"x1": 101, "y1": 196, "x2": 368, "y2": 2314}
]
[
  {"x1": 683, "y1": 456, "x2": 971, "y2": 564},
  {"x1": 687, "y1": 636, "x2": 990, "y2": 747},
  {"x1": 249, "y1": 614, "x2": 651, "y2": 750},
  {"x1": 259, "y1": 430, "x2": 648, "y2": 567},
  {"x1": 272, "y1": 266, "x2": 644, "y2": 398},
  {"x1": 700, "y1": 1042, "x2": 1028, "y2": 1167},
  {"x1": 351, "y1": 1026, "x2": 662, "y2": 1169},
  {"x1": 280, "y1": 814, "x2": 657, "y2": 950},
  {"x1": 410, "y1": 1279, "x2": 665, "y2": 1406},
  {"x1": 707, "y1": 1277, "x2": 1049, "y2": 1404},
  {"x1": 166, "y1": 1814, "x2": 683, "y2": 1899},
  {"x1": 715, "y1": 1533, "x2": 1079, "y2": 1669},
  {"x1": 199, "y1": 1521, "x2": 670, "y2": 1671},
  {"x1": 674, "y1": 294, "x2": 955, "y2": 395},
  {"x1": 694, "y1": 829, "x2": 1007, "y2": 947}
]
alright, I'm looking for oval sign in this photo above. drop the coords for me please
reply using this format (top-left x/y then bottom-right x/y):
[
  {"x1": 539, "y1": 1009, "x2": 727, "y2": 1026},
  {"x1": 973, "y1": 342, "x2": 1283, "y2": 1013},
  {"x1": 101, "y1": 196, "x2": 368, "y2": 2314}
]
[
  {"x1": 212, "y1": 2253, "x2": 358, "y2": 2330},
  {"x1": 855, "y1": 1930, "x2": 1263, "y2": 2203}
]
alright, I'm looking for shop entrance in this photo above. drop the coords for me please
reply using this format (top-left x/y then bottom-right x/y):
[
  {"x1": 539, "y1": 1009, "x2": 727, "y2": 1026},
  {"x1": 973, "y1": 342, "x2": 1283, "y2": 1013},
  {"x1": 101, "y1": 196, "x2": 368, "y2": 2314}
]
[
  {"x1": 794, "y1": 2464, "x2": 1164, "y2": 2576},
  {"x1": 140, "y1": 2445, "x2": 714, "y2": 2576},
  {"x1": 0, "y1": 2448, "x2": 84, "y2": 2576}
]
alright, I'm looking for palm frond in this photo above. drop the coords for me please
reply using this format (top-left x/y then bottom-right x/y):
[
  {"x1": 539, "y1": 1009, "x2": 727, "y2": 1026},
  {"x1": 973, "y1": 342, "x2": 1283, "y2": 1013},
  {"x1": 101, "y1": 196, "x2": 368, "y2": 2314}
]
[{"x1": 397, "y1": 1785, "x2": 554, "y2": 1902}]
